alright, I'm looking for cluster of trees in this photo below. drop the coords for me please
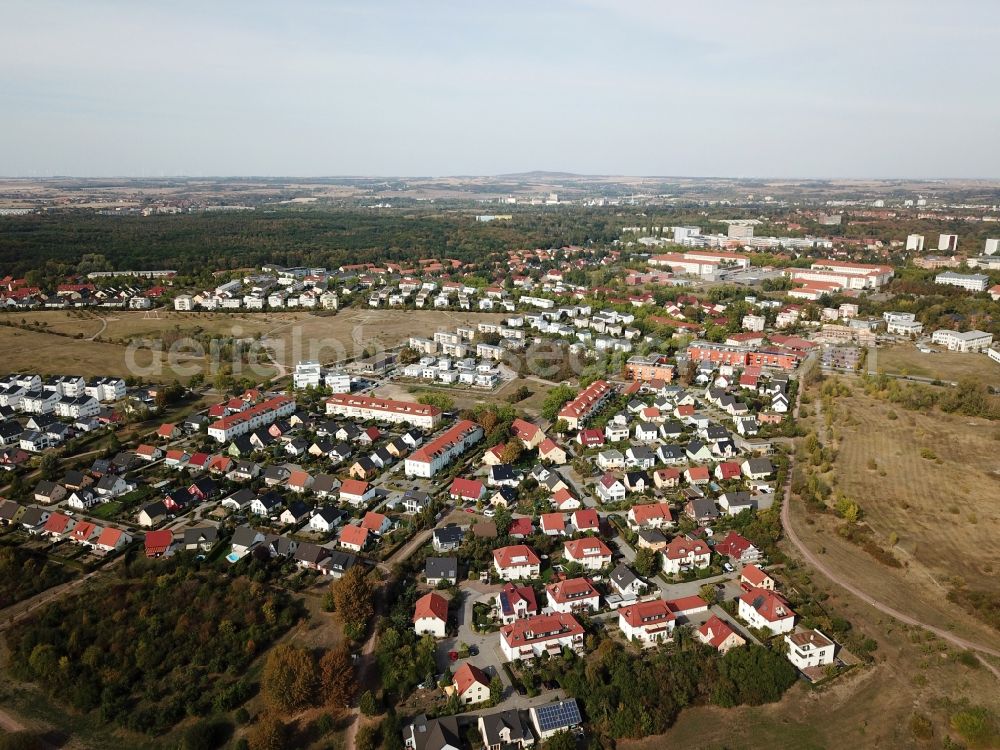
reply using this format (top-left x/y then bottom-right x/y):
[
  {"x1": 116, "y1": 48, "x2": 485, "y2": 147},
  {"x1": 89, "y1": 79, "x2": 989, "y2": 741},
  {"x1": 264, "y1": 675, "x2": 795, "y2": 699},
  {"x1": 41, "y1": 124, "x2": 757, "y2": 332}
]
[
  {"x1": 532, "y1": 637, "x2": 795, "y2": 741},
  {"x1": 261, "y1": 643, "x2": 355, "y2": 712},
  {"x1": 5, "y1": 557, "x2": 304, "y2": 734},
  {"x1": 862, "y1": 375, "x2": 1000, "y2": 421},
  {"x1": 0, "y1": 546, "x2": 74, "y2": 608},
  {"x1": 375, "y1": 584, "x2": 438, "y2": 697}
]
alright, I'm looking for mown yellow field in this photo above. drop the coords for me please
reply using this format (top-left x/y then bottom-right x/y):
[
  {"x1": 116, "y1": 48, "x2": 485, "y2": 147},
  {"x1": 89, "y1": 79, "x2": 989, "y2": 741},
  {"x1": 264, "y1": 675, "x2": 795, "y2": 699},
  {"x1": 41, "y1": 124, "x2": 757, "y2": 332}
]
[{"x1": 875, "y1": 344, "x2": 1000, "y2": 385}]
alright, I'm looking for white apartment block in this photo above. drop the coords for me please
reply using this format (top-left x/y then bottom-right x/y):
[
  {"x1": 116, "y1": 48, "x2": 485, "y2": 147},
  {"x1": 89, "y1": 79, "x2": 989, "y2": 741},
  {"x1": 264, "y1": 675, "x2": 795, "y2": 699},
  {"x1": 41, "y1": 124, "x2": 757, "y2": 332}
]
[
  {"x1": 938, "y1": 233, "x2": 959, "y2": 252},
  {"x1": 931, "y1": 329, "x2": 994, "y2": 352},
  {"x1": 293, "y1": 361, "x2": 323, "y2": 389},
  {"x1": 324, "y1": 370, "x2": 351, "y2": 393},
  {"x1": 905, "y1": 234, "x2": 925, "y2": 252},
  {"x1": 404, "y1": 420, "x2": 484, "y2": 477},
  {"x1": 326, "y1": 394, "x2": 442, "y2": 430},
  {"x1": 934, "y1": 272, "x2": 989, "y2": 292}
]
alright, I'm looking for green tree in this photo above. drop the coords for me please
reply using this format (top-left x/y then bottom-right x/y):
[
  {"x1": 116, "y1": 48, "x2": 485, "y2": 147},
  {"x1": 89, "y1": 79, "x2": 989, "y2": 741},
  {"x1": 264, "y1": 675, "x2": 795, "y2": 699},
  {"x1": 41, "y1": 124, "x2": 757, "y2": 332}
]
[
  {"x1": 490, "y1": 675, "x2": 503, "y2": 704},
  {"x1": 358, "y1": 689, "x2": 379, "y2": 716},
  {"x1": 39, "y1": 453, "x2": 59, "y2": 481},
  {"x1": 633, "y1": 547, "x2": 658, "y2": 578}
]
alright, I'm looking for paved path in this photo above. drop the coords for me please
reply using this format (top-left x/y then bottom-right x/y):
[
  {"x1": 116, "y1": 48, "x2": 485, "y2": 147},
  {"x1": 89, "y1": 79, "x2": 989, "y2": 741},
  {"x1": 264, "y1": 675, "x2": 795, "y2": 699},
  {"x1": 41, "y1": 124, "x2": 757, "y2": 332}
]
[{"x1": 780, "y1": 366, "x2": 1000, "y2": 678}]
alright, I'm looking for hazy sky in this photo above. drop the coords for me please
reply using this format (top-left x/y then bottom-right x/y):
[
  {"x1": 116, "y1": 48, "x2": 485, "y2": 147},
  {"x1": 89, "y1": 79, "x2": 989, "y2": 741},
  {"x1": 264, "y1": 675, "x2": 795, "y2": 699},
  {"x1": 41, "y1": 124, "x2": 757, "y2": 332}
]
[{"x1": 2, "y1": 0, "x2": 998, "y2": 178}]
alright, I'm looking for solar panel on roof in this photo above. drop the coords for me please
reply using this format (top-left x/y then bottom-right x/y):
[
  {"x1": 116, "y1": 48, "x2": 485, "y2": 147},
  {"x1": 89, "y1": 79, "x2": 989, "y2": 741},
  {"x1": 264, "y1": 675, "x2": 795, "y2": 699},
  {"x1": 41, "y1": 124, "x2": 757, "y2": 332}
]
[{"x1": 534, "y1": 699, "x2": 582, "y2": 732}]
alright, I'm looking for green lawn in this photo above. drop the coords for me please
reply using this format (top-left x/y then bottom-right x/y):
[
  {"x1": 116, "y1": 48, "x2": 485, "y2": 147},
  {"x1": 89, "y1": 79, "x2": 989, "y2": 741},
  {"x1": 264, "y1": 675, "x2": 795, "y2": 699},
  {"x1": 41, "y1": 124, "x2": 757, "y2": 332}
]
[{"x1": 90, "y1": 501, "x2": 124, "y2": 520}]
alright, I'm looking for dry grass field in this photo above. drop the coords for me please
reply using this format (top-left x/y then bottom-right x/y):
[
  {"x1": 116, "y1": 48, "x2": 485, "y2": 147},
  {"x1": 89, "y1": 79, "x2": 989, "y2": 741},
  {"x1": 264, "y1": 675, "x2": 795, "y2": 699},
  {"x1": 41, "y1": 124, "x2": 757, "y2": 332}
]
[
  {"x1": 800, "y1": 390, "x2": 1000, "y2": 644},
  {"x1": 0, "y1": 308, "x2": 508, "y2": 383},
  {"x1": 874, "y1": 343, "x2": 1000, "y2": 385}
]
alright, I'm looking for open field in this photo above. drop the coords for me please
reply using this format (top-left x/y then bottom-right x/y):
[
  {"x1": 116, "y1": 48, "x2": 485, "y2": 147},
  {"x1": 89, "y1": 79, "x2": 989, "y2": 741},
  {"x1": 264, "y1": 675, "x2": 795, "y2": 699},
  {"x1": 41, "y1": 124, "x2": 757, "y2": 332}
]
[
  {"x1": 800, "y1": 389, "x2": 1000, "y2": 643},
  {"x1": 264, "y1": 308, "x2": 508, "y2": 367},
  {"x1": 0, "y1": 308, "x2": 508, "y2": 383},
  {"x1": 626, "y1": 630, "x2": 1000, "y2": 750},
  {"x1": 874, "y1": 343, "x2": 1000, "y2": 385}
]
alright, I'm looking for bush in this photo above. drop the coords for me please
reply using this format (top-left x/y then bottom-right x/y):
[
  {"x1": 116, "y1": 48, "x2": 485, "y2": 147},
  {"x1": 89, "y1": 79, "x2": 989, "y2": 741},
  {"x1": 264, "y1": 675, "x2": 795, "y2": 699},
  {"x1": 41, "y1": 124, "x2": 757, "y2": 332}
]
[
  {"x1": 180, "y1": 718, "x2": 234, "y2": 750},
  {"x1": 358, "y1": 689, "x2": 379, "y2": 716}
]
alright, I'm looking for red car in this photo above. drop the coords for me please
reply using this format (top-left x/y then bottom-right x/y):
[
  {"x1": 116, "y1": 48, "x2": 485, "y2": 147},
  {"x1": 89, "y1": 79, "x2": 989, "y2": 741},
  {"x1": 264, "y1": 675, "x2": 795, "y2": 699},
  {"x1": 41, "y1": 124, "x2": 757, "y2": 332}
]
[{"x1": 448, "y1": 650, "x2": 459, "y2": 662}]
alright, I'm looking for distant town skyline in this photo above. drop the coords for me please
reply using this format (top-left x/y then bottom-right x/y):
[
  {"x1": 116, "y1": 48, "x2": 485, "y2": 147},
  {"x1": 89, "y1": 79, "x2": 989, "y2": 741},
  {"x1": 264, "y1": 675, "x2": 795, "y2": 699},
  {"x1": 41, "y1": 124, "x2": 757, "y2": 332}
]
[{"x1": 2, "y1": 0, "x2": 999, "y2": 178}]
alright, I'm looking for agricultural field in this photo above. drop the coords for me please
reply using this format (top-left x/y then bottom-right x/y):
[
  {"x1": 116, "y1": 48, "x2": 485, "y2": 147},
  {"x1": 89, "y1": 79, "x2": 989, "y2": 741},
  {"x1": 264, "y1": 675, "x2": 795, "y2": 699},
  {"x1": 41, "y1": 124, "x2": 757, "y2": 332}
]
[{"x1": 872, "y1": 343, "x2": 1000, "y2": 385}]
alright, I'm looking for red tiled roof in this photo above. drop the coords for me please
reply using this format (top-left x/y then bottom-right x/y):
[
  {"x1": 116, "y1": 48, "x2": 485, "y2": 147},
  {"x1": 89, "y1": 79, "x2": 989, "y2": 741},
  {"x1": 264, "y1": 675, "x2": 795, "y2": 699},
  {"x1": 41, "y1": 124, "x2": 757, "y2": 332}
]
[
  {"x1": 144, "y1": 529, "x2": 173, "y2": 555},
  {"x1": 741, "y1": 564, "x2": 771, "y2": 587},
  {"x1": 629, "y1": 502, "x2": 672, "y2": 525},
  {"x1": 511, "y1": 418, "x2": 540, "y2": 442},
  {"x1": 449, "y1": 477, "x2": 484, "y2": 500},
  {"x1": 453, "y1": 662, "x2": 489, "y2": 695},
  {"x1": 620, "y1": 599, "x2": 675, "y2": 628},
  {"x1": 740, "y1": 587, "x2": 794, "y2": 622},
  {"x1": 563, "y1": 538, "x2": 611, "y2": 561},
  {"x1": 340, "y1": 479, "x2": 370, "y2": 497},
  {"x1": 663, "y1": 535, "x2": 709, "y2": 560},
  {"x1": 413, "y1": 592, "x2": 448, "y2": 623},
  {"x1": 699, "y1": 614, "x2": 738, "y2": 648},
  {"x1": 716, "y1": 461, "x2": 742, "y2": 479},
  {"x1": 361, "y1": 511, "x2": 388, "y2": 532},
  {"x1": 493, "y1": 544, "x2": 540, "y2": 569},
  {"x1": 540, "y1": 512, "x2": 565, "y2": 531},
  {"x1": 410, "y1": 420, "x2": 481, "y2": 465},
  {"x1": 715, "y1": 531, "x2": 754, "y2": 558},
  {"x1": 96, "y1": 526, "x2": 125, "y2": 548},
  {"x1": 572, "y1": 509, "x2": 599, "y2": 530},
  {"x1": 339, "y1": 524, "x2": 369, "y2": 547},
  {"x1": 501, "y1": 612, "x2": 583, "y2": 645},
  {"x1": 546, "y1": 577, "x2": 598, "y2": 604}
]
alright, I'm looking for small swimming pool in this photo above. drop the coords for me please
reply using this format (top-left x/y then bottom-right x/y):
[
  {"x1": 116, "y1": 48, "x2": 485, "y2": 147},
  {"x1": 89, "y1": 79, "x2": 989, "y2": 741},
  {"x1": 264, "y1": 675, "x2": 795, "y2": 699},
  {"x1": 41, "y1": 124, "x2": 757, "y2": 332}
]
[{"x1": 226, "y1": 552, "x2": 241, "y2": 564}]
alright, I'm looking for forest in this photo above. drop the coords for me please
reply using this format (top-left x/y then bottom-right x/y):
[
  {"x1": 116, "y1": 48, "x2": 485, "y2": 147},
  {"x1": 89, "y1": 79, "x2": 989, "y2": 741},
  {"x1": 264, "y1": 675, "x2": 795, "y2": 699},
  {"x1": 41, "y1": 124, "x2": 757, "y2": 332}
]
[
  {"x1": 5, "y1": 555, "x2": 305, "y2": 735},
  {"x1": 0, "y1": 207, "x2": 628, "y2": 279}
]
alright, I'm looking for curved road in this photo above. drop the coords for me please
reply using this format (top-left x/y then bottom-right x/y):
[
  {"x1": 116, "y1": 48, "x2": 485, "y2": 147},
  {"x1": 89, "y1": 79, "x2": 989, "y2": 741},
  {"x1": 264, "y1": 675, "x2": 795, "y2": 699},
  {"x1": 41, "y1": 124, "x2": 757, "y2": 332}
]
[{"x1": 781, "y1": 369, "x2": 1000, "y2": 678}]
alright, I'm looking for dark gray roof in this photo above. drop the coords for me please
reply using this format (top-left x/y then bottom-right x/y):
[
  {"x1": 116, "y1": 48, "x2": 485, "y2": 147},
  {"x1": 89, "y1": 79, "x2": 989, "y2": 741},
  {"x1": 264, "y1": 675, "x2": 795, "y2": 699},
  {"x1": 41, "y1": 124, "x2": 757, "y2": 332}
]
[
  {"x1": 479, "y1": 710, "x2": 530, "y2": 746},
  {"x1": 425, "y1": 556, "x2": 458, "y2": 580}
]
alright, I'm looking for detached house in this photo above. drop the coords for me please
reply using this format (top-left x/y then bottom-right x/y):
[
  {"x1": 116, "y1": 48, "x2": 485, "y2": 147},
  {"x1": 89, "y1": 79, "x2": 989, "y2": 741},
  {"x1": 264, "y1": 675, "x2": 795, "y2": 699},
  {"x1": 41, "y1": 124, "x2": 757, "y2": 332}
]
[
  {"x1": 537, "y1": 438, "x2": 567, "y2": 465},
  {"x1": 493, "y1": 544, "x2": 541, "y2": 580},
  {"x1": 661, "y1": 535, "x2": 711, "y2": 575},
  {"x1": 596, "y1": 473, "x2": 626, "y2": 503},
  {"x1": 413, "y1": 592, "x2": 449, "y2": 638},
  {"x1": 495, "y1": 582, "x2": 539, "y2": 624},
  {"x1": 785, "y1": 629, "x2": 836, "y2": 670},
  {"x1": 739, "y1": 588, "x2": 795, "y2": 634},
  {"x1": 452, "y1": 662, "x2": 491, "y2": 706},
  {"x1": 697, "y1": 614, "x2": 746, "y2": 654},
  {"x1": 562, "y1": 538, "x2": 613, "y2": 571},
  {"x1": 546, "y1": 577, "x2": 600, "y2": 614},
  {"x1": 338, "y1": 524, "x2": 370, "y2": 552},
  {"x1": 618, "y1": 599, "x2": 675, "y2": 647},
  {"x1": 499, "y1": 612, "x2": 585, "y2": 661},
  {"x1": 715, "y1": 531, "x2": 763, "y2": 565},
  {"x1": 626, "y1": 502, "x2": 673, "y2": 531}
]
